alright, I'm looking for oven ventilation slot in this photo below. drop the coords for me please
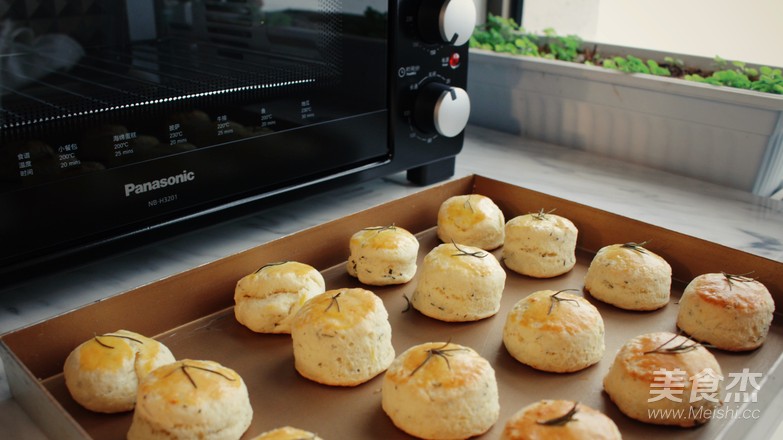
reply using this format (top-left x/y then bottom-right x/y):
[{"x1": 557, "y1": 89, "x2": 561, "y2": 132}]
[{"x1": 0, "y1": 40, "x2": 320, "y2": 130}]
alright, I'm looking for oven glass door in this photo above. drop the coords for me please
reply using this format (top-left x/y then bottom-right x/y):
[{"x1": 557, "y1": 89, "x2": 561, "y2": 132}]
[{"x1": 0, "y1": 0, "x2": 389, "y2": 273}]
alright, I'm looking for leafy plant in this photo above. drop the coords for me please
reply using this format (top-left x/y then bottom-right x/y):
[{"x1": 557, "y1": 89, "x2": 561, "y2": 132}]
[
  {"x1": 602, "y1": 56, "x2": 671, "y2": 76},
  {"x1": 470, "y1": 14, "x2": 782, "y2": 95}
]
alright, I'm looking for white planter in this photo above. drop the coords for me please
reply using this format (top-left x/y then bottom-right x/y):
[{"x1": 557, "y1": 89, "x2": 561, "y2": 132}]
[{"x1": 468, "y1": 49, "x2": 783, "y2": 197}]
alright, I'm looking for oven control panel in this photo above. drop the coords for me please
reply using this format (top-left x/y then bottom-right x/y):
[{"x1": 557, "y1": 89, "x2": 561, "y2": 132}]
[{"x1": 393, "y1": 0, "x2": 475, "y2": 151}]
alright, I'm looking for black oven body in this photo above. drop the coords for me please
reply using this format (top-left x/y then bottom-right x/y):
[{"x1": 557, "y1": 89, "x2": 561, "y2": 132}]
[{"x1": 0, "y1": 1, "x2": 473, "y2": 285}]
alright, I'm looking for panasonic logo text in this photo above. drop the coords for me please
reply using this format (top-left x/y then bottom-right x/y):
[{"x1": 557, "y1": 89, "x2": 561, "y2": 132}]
[{"x1": 124, "y1": 170, "x2": 195, "y2": 197}]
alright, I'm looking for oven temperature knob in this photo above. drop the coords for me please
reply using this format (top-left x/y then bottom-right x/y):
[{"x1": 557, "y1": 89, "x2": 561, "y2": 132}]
[
  {"x1": 414, "y1": 83, "x2": 471, "y2": 138},
  {"x1": 418, "y1": 0, "x2": 477, "y2": 46}
]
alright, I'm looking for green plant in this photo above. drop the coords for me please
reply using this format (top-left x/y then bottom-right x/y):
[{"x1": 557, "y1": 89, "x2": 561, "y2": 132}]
[
  {"x1": 469, "y1": 14, "x2": 539, "y2": 57},
  {"x1": 602, "y1": 55, "x2": 671, "y2": 77},
  {"x1": 684, "y1": 57, "x2": 783, "y2": 94},
  {"x1": 542, "y1": 28, "x2": 582, "y2": 62},
  {"x1": 470, "y1": 14, "x2": 782, "y2": 95}
]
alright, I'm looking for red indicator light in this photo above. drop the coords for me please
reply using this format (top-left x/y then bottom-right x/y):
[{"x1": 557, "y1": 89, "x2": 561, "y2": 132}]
[{"x1": 449, "y1": 52, "x2": 461, "y2": 69}]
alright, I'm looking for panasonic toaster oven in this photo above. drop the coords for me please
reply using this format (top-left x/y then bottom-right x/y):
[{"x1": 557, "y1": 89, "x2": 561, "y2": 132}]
[{"x1": 0, "y1": 0, "x2": 476, "y2": 283}]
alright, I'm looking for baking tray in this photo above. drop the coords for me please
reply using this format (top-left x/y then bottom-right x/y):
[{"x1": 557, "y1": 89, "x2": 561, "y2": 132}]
[{"x1": 2, "y1": 175, "x2": 782, "y2": 439}]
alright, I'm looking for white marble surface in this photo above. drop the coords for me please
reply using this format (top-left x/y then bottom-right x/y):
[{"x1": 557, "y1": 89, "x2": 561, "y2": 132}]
[{"x1": 1, "y1": 125, "x2": 782, "y2": 439}]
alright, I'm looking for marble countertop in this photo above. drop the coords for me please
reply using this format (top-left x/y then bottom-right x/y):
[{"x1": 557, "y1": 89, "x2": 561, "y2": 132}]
[{"x1": 2, "y1": 125, "x2": 782, "y2": 439}]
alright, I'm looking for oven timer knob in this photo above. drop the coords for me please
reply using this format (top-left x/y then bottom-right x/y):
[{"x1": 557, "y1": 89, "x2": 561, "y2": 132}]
[
  {"x1": 413, "y1": 83, "x2": 471, "y2": 138},
  {"x1": 418, "y1": 0, "x2": 477, "y2": 46}
]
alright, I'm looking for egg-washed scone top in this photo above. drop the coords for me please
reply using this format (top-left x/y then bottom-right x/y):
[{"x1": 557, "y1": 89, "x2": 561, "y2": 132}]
[
  {"x1": 437, "y1": 194, "x2": 505, "y2": 250},
  {"x1": 584, "y1": 242, "x2": 672, "y2": 311},
  {"x1": 411, "y1": 242, "x2": 506, "y2": 322},
  {"x1": 127, "y1": 359, "x2": 253, "y2": 440},
  {"x1": 503, "y1": 209, "x2": 578, "y2": 278},
  {"x1": 503, "y1": 289, "x2": 605, "y2": 373},
  {"x1": 501, "y1": 400, "x2": 621, "y2": 440},
  {"x1": 63, "y1": 329, "x2": 176, "y2": 413},
  {"x1": 291, "y1": 288, "x2": 395, "y2": 386},
  {"x1": 677, "y1": 272, "x2": 775, "y2": 351},
  {"x1": 382, "y1": 341, "x2": 500, "y2": 439},
  {"x1": 234, "y1": 260, "x2": 326, "y2": 334}
]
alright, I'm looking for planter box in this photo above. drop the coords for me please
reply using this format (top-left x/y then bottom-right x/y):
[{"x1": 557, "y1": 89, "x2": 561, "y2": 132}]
[{"x1": 468, "y1": 48, "x2": 783, "y2": 197}]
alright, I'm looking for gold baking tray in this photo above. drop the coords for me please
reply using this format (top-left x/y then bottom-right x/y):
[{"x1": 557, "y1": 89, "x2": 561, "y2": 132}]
[{"x1": 2, "y1": 175, "x2": 782, "y2": 439}]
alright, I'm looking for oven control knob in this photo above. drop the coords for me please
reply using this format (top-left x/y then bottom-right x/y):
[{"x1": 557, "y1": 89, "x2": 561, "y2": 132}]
[
  {"x1": 418, "y1": 0, "x2": 477, "y2": 46},
  {"x1": 414, "y1": 83, "x2": 471, "y2": 137}
]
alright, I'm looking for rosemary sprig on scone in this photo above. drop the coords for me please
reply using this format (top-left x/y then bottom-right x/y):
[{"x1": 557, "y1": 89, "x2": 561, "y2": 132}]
[
  {"x1": 644, "y1": 333, "x2": 700, "y2": 355},
  {"x1": 621, "y1": 241, "x2": 650, "y2": 254},
  {"x1": 463, "y1": 196, "x2": 474, "y2": 212},
  {"x1": 537, "y1": 401, "x2": 580, "y2": 426},
  {"x1": 93, "y1": 333, "x2": 144, "y2": 349},
  {"x1": 722, "y1": 271, "x2": 757, "y2": 290},
  {"x1": 409, "y1": 341, "x2": 466, "y2": 377},
  {"x1": 547, "y1": 289, "x2": 581, "y2": 315},
  {"x1": 362, "y1": 224, "x2": 396, "y2": 232},
  {"x1": 325, "y1": 291, "x2": 342, "y2": 312},
  {"x1": 168, "y1": 362, "x2": 236, "y2": 389},
  {"x1": 255, "y1": 261, "x2": 290, "y2": 272},
  {"x1": 531, "y1": 208, "x2": 556, "y2": 220},
  {"x1": 451, "y1": 241, "x2": 487, "y2": 258}
]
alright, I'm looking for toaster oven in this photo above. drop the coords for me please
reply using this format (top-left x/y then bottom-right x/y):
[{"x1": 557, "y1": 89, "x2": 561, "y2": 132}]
[{"x1": 0, "y1": 0, "x2": 476, "y2": 284}]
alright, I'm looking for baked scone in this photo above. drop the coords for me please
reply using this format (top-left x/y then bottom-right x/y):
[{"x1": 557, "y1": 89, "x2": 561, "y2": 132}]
[
  {"x1": 127, "y1": 359, "x2": 253, "y2": 440},
  {"x1": 503, "y1": 289, "x2": 605, "y2": 372},
  {"x1": 603, "y1": 332, "x2": 722, "y2": 427},
  {"x1": 437, "y1": 194, "x2": 505, "y2": 250},
  {"x1": 677, "y1": 272, "x2": 775, "y2": 351},
  {"x1": 346, "y1": 225, "x2": 419, "y2": 286},
  {"x1": 502, "y1": 400, "x2": 621, "y2": 440},
  {"x1": 251, "y1": 426, "x2": 324, "y2": 439},
  {"x1": 290, "y1": 288, "x2": 395, "y2": 386},
  {"x1": 411, "y1": 242, "x2": 506, "y2": 322},
  {"x1": 584, "y1": 242, "x2": 672, "y2": 310},
  {"x1": 382, "y1": 342, "x2": 499, "y2": 439},
  {"x1": 234, "y1": 261, "x2": 326, "y2": 334},
  {"x1": 503, "y1": 210, "x2": 578, "y2": 278},
  {"x1": 63, "y1": 329, "x2": 176, "y2": 413}
]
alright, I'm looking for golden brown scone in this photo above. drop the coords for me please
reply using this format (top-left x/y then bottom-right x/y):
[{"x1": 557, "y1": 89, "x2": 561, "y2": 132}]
[
  {"x1": 603, "y1": 332, "x2": 722, "y2": 427},
  {"x1": 250, "y1": 426, "x2": 324, "y2": 439},
  {"x1": 346, "y1": 225, "x2": 419, "y2": 285},
  {"x1": 63, "y1": 330, "x2": 176, "y2": 413},
  {"x1": 291, "y1": 288, "x2": 395, "y2": 386},
  {"x1": 501, "y1": 400, "x2": 622, "y2": 440},
  {"x1": 503, "y1": 210, "x2": 578, "y2": 278},
  {"x1": 503, "y1": 290, "x2": 605, "y2": 373},
  {"x1": 382, "y1": 342, "x2": 499, "y2": 439},
  {"x1": 437, "y1": 194, "x2": 505, "y2": 250},
  {"x1": 234, "y1": 261, "x2": 326, "y2": 334},
  {"x1": 677, "y1": 272, "x2": 775, "y2": 351},
  {"x1": 411, "y1": 242, "x2": 506, "y2": 322},
  {"x1": 584, "y1": 242, "x2": 672, "y2": 310},
  {"x1": 127, "y1": 359, "x2": 253, "y2": 440}
]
